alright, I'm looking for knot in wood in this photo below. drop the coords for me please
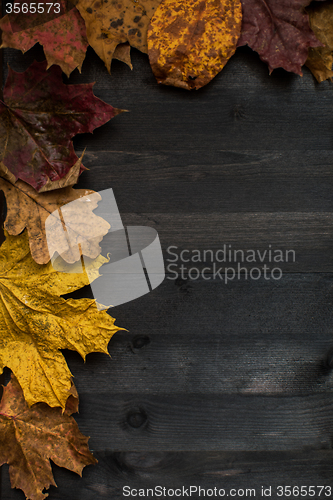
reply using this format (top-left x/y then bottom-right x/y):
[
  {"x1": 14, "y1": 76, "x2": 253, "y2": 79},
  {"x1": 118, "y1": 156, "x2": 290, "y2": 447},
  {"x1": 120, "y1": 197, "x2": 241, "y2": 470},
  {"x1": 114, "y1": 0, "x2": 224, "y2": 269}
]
[
  {"x1": 132, "y1": 335, "x2": 150, "y2": 349},
  {"x1": 127, "y1": 408, "x2": 147, "y2": 428}
]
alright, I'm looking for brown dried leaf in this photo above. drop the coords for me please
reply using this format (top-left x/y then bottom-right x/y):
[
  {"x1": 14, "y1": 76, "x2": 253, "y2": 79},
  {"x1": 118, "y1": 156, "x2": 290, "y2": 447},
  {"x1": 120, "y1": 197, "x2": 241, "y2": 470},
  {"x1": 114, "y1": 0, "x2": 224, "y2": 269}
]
[
  {"x1": 0, "y1": 374, "x2": 96, "y2": 500},
  {"x1": 74, "y1": 0, "x2": 163, "y2": 72},
  {"x1": 305, "y1": 1, "x2": 333, "y2": 82},
  {"x1": 65, "y1": 383, "x2": 80, "y2": 415},
  {"x1": 0, "y1": 177, "x2": 110, "y2": 265},
  {"x1": 113, "y1": 42, "x2": 133, "y2": 68},
  {"x1": 148, "y1": 0, "x2": 242, "y2": 90}
]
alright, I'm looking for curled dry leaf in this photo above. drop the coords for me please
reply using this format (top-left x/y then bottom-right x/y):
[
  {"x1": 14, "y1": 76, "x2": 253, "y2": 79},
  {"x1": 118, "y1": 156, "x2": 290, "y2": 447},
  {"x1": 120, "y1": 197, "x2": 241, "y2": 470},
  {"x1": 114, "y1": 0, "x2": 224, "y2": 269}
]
[
  {"x1": 0, "y1": 230, "x2": 124, "y2": 409},
  {"x1": 66, "y1": 382, "x2": 80, "y2": 415},
  {"x1": 0, "y1": 375, "x2": 96, "y2": 500},
  {"x1": 305, "y1": 1, "x2": 333, "y2": 82},
  {"x1": 0, "y1": 0, "x2": 89, "y2": 77},
  {"x1": 237, "y1": 0, "x2": 322, "y2": 75},
  {"x1": 0, "y1": 176, "x2": 110, "y2": 265},
  {"x1": 113, "y1": 42, "x2": 133, "y2": 68},
  {"x1": 0, "y1": 60, "x2": 123, "y2": 192},
  {"x1": 148, "y1": 0, "x2": 242, "y2": 90},
  {"x1": 74, "y1": 0, "x2": 163, "y2": 72}
]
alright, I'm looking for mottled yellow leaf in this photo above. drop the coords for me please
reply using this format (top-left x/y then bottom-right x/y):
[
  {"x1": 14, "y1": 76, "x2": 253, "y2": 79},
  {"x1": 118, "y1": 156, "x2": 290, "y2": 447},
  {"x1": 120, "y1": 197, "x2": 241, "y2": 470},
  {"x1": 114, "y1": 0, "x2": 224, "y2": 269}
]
[
  {"x1": 0, "y1": 230, "x2": 123, "y2": 409},
  {"x1": 148, "y1": 0, "x2": 242, "y2": 90},
  {"x1": 306, "y1": 2, "x2": 333, "y2": 82},
  {"x1": 74, "y1": 0, "x2": 163, "y2": 72},
  {"x1": 0, "y1": 375, "x2": 96, "y2": 500}
]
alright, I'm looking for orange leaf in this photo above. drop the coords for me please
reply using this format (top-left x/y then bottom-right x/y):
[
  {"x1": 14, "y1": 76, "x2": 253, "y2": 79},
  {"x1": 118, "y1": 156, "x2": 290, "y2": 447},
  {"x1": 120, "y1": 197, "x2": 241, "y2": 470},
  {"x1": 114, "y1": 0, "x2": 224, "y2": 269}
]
[{"x1": 148, "y1": 0, "x2": 242, "y2": 90}]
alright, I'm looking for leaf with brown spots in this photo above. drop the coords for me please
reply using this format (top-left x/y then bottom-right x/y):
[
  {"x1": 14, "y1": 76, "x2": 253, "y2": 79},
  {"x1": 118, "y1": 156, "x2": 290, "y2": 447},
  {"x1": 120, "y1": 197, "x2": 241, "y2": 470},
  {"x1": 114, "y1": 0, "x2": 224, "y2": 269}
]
[
  {"x1": 237, "y1": 0, "x2": 323, "y2": 75},
  {"x1": 0, "y1": 60, "x2": 123, "y2": 192},
  {"x1": 0, "y1": 374, "x2": 96, "y2": 500},
  {"x1": 0, "y1": 230, "x2": 123, "y2": 409},
  {"x1": 147, "y1": 0, "x2": 242, "y2": 90},
  {"x1": 305, "y1": 1, "x2": 333, "y2": 82},
  {"x1": 0, "y1": 176, "x2": 110, "y2": 265},
  {"x1": 0, "y1": 0, "x2": 89, "y2": 77},
  {"x1": 74, "y1": 0, "x2": 163, "y2": 72}
]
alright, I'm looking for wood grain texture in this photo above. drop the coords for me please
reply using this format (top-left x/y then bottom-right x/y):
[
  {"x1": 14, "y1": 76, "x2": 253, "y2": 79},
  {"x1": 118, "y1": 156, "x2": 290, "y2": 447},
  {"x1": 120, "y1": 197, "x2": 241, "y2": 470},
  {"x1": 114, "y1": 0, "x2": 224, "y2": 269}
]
[
  {"x1": 64, "y1": 392, "x2": 333, "y2": 451},
  {"x1": 2, "y1": 41, "x2": 333, "y2": 499},
  {"x1": 63, "y1": 275, "x2": 333, "y2": 396},
  {"x1": 68, "y1": 149, "x2": 333, "y2": 213}
]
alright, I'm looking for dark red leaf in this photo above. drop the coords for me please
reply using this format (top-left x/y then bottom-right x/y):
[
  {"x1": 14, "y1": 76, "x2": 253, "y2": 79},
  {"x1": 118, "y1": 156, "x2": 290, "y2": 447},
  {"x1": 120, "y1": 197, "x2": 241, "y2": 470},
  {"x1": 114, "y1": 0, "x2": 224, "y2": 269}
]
[
  {"x1": 237, "y1": 0, "x2": 323, "y2": 75},
  {"x1": 0, "y1": 0, "x2": 89, "y2": 77},
  {"x1": 0, "y1": 60, "x2": 123, "y2": 192}
]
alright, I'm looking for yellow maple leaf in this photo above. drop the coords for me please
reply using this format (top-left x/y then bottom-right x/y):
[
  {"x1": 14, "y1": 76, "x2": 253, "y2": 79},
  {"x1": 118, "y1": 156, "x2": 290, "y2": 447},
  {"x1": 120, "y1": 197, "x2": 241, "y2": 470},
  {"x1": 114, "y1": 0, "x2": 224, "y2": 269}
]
[{"x1": 0, "y1": 230, "x2": 123, "y2": 409}]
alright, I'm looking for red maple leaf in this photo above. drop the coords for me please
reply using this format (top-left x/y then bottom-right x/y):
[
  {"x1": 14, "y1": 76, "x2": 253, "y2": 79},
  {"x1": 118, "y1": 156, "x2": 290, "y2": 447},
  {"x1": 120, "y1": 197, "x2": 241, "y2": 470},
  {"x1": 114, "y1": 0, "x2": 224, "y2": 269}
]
[
  {"x1": 238, "y1": 0, "x2": 323, "y2": 75},
  {"x1": 0, "y1": 0, "x2": 88, "y2": 77},
  {"x1": 0, "y1": 60, "x2": 122, "y2": 192}
]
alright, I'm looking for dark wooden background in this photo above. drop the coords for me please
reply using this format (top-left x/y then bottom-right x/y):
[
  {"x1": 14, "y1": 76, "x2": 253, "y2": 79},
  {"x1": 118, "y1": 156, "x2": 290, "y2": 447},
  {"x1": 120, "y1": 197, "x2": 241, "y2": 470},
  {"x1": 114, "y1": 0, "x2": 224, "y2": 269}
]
[{"x1": 2, "y1": 36, "x2": 333, "y2": 499}]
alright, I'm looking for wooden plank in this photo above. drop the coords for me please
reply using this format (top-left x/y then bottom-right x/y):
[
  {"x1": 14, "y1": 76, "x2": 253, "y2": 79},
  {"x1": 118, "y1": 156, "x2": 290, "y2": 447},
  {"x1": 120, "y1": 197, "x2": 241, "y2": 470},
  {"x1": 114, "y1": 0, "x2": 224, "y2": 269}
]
[
  {"x1": 67, "y1": 273, "x2": 333, "y2": 333},
  {"x1": 71, "y1": 392, "x2": 333, "y2": 451},
  {"x1": 73, "y1": 149, "x2": 333, "y2": 213},
  {"x1": 65, "y1": 330, "x2": 333, "y2": 396},
  {"x1": 71, "y1": 151, "x2": 333, "y2": 272},
  {"x1": 67, "y1": 49, "x2": 333, "y2": 153},
  {"x1": 3, "y1": 450, "x2": 333, "y2": 500},
  {"x1": 64, "y1": 274, "x2": 333, "y2": 396},
  {"x1": 93, "y1": 211, "x2": 332, "y2": 272}
]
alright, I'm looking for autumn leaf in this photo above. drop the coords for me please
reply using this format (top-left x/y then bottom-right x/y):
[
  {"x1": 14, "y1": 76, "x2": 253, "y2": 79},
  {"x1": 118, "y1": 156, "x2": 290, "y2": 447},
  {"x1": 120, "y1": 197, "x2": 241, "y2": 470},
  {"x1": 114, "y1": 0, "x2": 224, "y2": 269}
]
[
  {"x1": 64, "y1": 382, "x2": 80, "y2": 415},
  {"x1": 0, "y1": 374, "x2": 96, "y2": 500},
  {"x1": 148, "y1": 0, "x2": 242, "y2": 90},
  {"x1": 0, "y1": 0, "x2": 89, "y2": 77},
  {"x1": 237, "y1": 0, "x2": 323, "y2": 75},
  {"x1": 0, "y1": 176, "x2": 110, "y2": 265},
  {"x1": 0, "y1": 60, "x2": 123, "y2": 192},
  {"x1": 305, "y1": 1, "x2": 333, "y2": 82},
  {"x1": 0, "y1": 153, "x2": 84, "y2": 193},
  {"x1": 74, "y1": 0, "x2": 163, "y2": 72},
  {"x1": 0, "y1": 230, "x2": 123, "y2": 409}
]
